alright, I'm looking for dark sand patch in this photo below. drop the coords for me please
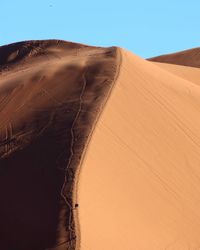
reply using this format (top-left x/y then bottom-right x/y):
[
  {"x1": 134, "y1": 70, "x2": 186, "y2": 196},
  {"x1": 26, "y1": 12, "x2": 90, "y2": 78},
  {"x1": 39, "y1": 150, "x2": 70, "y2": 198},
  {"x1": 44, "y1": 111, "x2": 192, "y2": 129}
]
[{"x1": 0, "y1": 40, "x2": 119, "y2": 250}]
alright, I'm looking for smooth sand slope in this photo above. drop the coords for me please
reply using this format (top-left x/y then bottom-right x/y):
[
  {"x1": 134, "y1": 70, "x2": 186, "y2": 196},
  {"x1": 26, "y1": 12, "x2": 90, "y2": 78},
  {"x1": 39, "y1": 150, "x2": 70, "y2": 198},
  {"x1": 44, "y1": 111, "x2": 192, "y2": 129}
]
[
  {"x1": 0, "y1": 40, "x2": 118, "y2": 250},
  {"x1": 78, "y1": 48, "x2": 200, "y2": 250}
]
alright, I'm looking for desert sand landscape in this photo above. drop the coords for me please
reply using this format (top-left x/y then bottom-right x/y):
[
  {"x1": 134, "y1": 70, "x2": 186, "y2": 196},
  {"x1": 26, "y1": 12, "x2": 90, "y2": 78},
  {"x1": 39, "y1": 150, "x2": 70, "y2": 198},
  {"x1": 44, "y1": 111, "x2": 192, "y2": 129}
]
[{"x1": 1, "y1": 40, "x2": 200, "y2": 250}]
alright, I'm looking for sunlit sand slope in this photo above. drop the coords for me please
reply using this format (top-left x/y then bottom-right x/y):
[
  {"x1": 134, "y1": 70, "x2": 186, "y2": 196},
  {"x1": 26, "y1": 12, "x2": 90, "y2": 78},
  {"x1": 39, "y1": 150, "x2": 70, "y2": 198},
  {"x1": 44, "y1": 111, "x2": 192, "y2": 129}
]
[
  {"x1": 78, "y1": 48, "x2": 200, "y2": 250},
  {"x1": 153, "y1": 62, "x2": 200, "y2": 86}
]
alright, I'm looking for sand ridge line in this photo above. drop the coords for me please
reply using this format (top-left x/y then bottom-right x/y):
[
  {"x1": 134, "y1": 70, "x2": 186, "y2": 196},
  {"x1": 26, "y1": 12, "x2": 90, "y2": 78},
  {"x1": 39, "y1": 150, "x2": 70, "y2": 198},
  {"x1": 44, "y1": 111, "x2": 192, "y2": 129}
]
[
  {"x1": 60, "y1": 72, "x2": 87, "y2": 247},
  {"x1": 74, "y1": 47, "x2": 122, "y2": 250}
]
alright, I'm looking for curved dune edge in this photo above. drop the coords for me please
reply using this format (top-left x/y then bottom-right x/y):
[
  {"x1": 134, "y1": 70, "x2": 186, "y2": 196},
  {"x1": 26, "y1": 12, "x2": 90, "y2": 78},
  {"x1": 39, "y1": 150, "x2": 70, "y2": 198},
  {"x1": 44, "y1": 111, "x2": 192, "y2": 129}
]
[
  {"x1": 73, "y1": 47, "x2": 122, "y2": 250},
  {"x1": 78, "y1": 48, "x2": 200, "y2": 249},
  {"x1": 0, "y1": 40, "x2": 120, "y2": 250}
]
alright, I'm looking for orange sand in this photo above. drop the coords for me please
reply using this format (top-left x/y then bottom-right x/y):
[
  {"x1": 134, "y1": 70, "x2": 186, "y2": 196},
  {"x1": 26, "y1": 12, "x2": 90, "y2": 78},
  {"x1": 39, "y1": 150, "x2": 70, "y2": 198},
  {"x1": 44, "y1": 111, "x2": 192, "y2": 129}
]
[{"x1": 78, "y1": 49, "x2": 200, "y2": 250}]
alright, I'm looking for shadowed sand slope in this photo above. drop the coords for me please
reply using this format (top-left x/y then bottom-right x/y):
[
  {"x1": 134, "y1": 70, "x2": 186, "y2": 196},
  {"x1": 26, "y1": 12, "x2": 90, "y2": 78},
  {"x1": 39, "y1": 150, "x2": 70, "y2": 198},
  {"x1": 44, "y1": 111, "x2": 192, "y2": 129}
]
[
  {"x1": 148, "y1": 47, "x2": 200, "y2": 68},
  {"x1": 78, "y1": 49, "x2": 200, "y2": 250},
  {"x1": 0, "y1": 40, "x2": 119, "y2": 250}
]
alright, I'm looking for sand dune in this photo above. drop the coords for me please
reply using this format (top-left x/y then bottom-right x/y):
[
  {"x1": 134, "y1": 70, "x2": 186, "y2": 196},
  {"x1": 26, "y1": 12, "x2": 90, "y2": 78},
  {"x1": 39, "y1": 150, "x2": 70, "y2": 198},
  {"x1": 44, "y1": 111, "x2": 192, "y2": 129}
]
[
  {"x1": 1, "y1": 41, "x2": 200, "y2": 250},
  {"x1": 148, "y1": 47, "x2": 200, "y2": 68}
]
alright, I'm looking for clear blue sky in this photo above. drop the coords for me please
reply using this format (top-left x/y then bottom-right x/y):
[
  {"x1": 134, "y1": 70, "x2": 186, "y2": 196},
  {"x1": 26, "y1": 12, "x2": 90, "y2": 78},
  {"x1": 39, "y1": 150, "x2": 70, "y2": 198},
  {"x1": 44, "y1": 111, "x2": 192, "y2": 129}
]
[{"x1": 0, "y1": 0, "x2": 199, "y2": 58}]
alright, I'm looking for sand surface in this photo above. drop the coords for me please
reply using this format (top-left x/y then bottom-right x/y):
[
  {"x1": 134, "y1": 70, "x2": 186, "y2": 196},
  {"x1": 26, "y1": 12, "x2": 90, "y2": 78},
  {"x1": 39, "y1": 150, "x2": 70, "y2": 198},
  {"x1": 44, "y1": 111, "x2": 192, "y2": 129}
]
[
  {"x1": 78, "y1": 49, "x2": 200, "y2": 250},
  {"x1": 1, "y1": 41, "x2": 200, "y2": 250},
  {"x1": 153, "y1": 62, "x2": 200, "y2": 86}
]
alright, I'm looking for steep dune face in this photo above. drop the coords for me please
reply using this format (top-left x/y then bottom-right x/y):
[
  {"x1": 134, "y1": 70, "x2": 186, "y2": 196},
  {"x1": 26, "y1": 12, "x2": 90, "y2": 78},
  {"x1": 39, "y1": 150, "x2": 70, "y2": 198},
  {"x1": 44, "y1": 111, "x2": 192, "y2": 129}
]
[
  {"x1": 78, "y1": 49, "x2": 200, "y2": 250},
  {"x1": 0, "y1": 40, "x2": 119, "y2": 250},
  {"x1": 148, "y1": 47, "x2": 200, "y2": 68}
]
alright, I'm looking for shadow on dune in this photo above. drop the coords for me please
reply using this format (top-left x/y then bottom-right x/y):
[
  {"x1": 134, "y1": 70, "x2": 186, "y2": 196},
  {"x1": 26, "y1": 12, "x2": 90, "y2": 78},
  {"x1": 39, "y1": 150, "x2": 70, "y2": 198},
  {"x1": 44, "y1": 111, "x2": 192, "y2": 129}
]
[
  {"x1": 0, "y1": 134, "x2": 69, "y2": 250},
  {"x1": 0, "y1": 40, "x2": 119, "y2": 250}
]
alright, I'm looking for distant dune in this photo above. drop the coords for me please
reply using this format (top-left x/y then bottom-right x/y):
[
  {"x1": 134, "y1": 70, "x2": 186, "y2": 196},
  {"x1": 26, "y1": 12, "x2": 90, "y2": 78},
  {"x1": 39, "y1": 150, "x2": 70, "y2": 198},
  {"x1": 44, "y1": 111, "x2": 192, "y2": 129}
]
[
  {"x1": 1, "y1": 41, "x2": 200, "y2": 250},
  {"x1": 148, "y1": 47, "x2": 200, "y2": 67}
]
